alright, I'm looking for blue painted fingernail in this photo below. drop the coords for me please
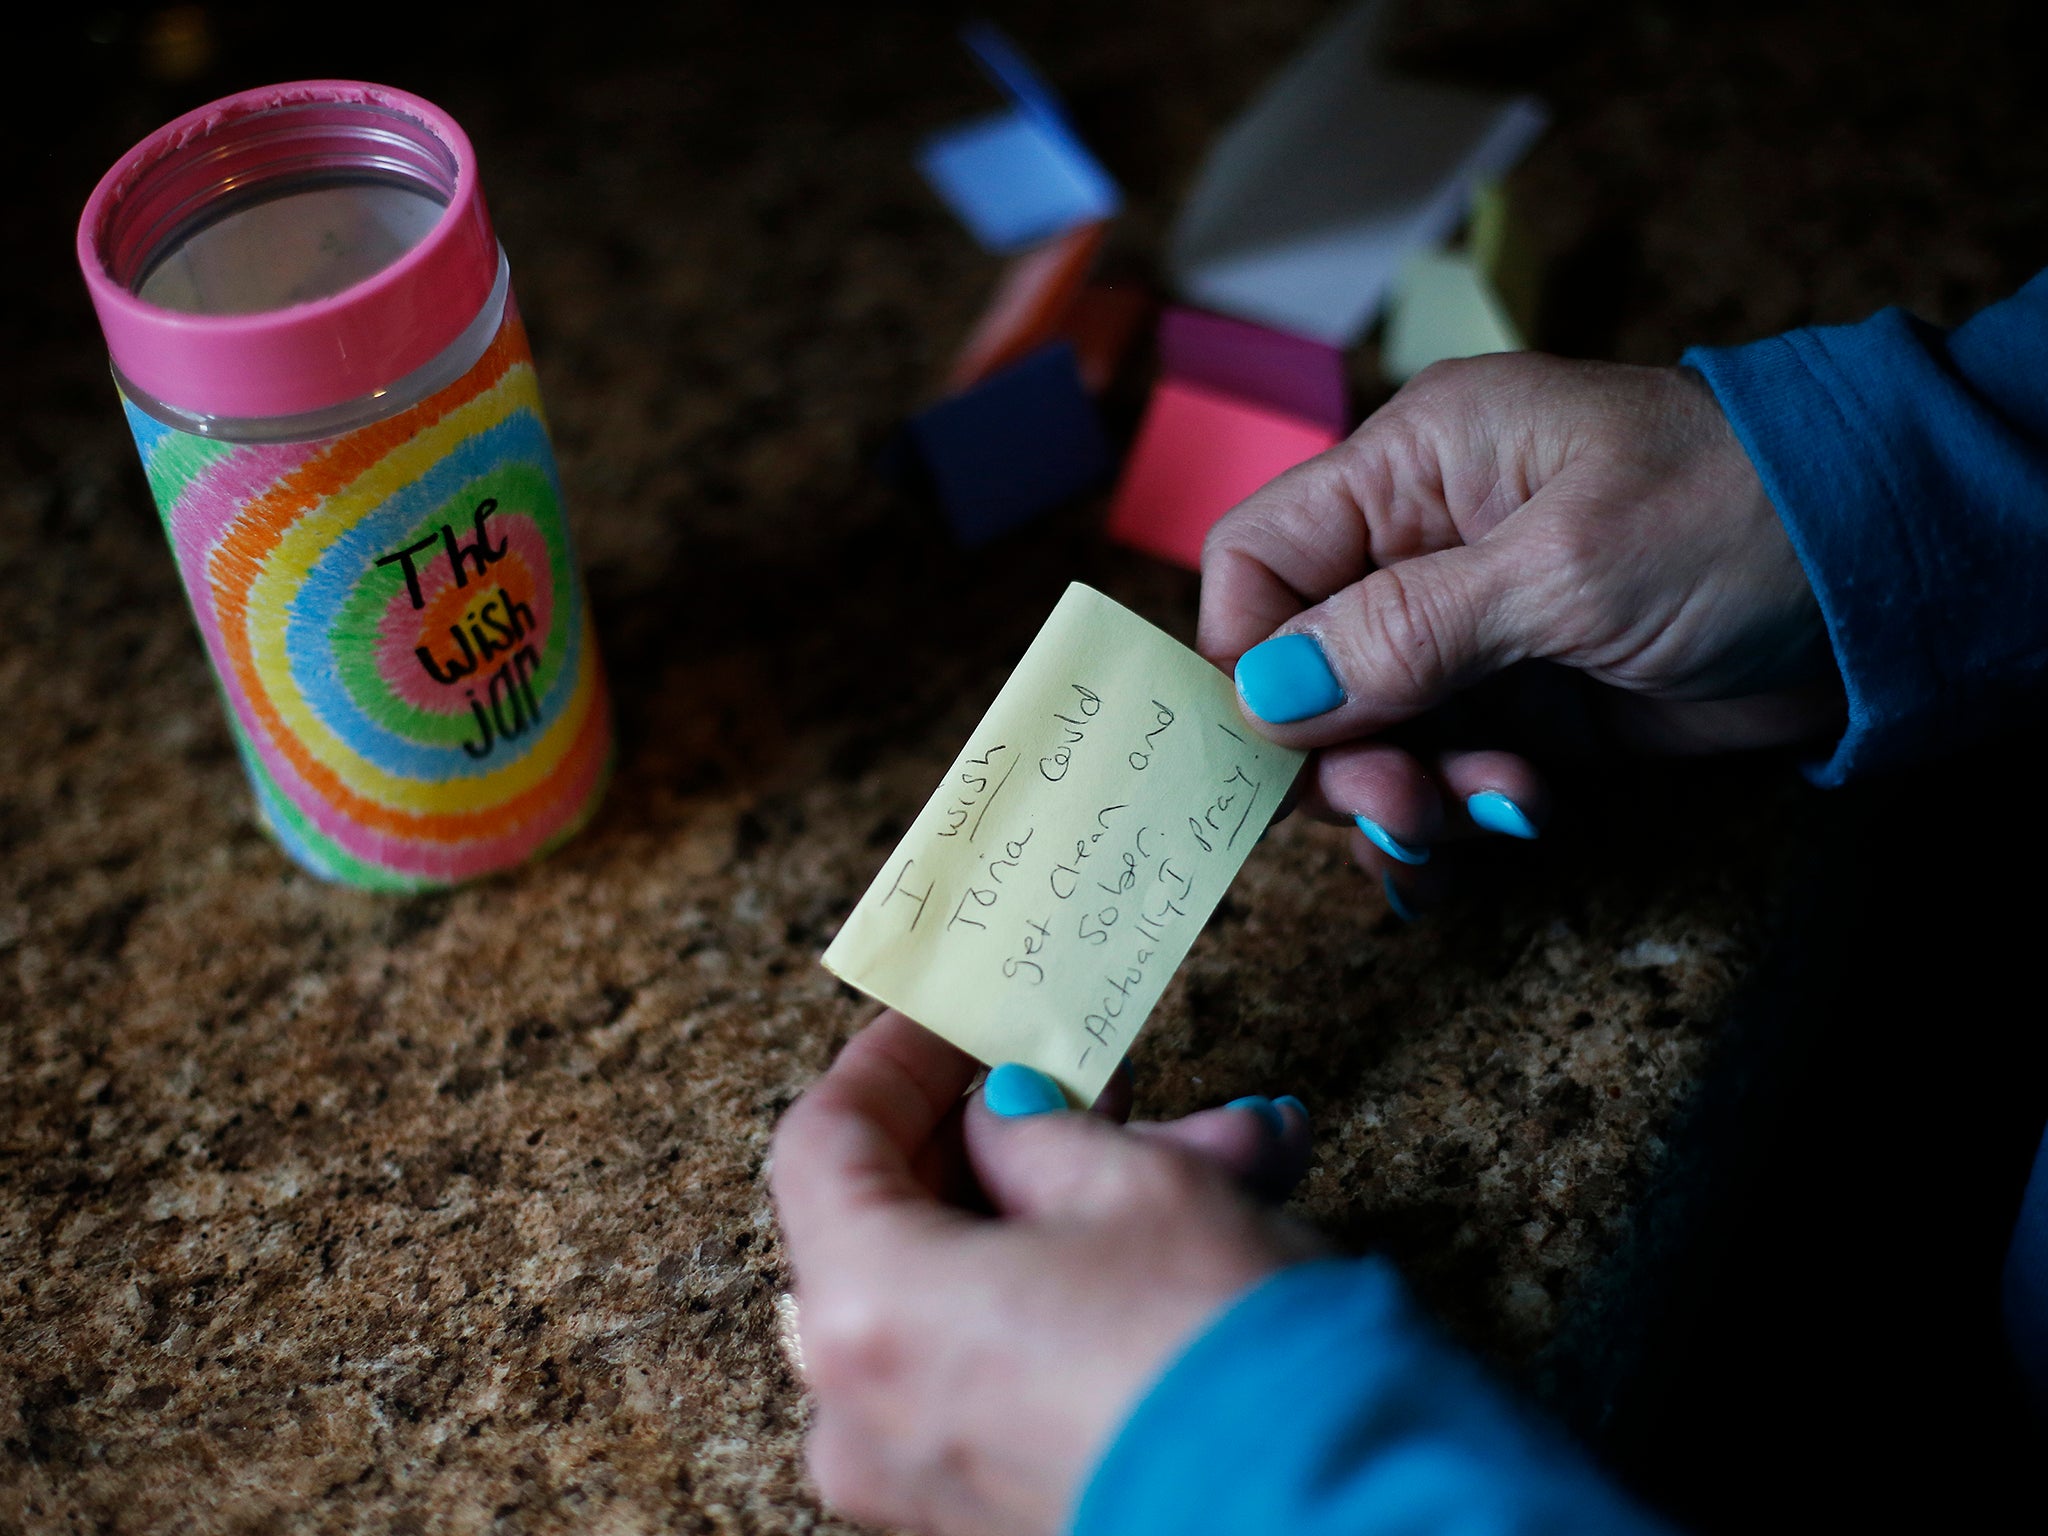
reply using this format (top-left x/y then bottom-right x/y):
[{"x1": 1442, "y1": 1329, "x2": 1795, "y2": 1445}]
[
  {"x1": 1274, "y1": 1095, "x2": 1309, "y2": 1123},
  {"x1": 1235, "y1": 635, "x2": 1344, "y2": 723},
  {"x1": 1227, "y1": 1095, "x2": 1286, "y2": 1137},
  {"x1": 985, "y1": 1063, "x2": 1069, "y2": 1117},
  {"x1": 1382, "y1": 873, "x2": 1419, "y2": 923},
  {"x1": 1466, "y1": 791, "x2": 1539, "y2": 840},
  {"x1": 1355, "y1": 816, "x2": 1429, "y2": 865}
]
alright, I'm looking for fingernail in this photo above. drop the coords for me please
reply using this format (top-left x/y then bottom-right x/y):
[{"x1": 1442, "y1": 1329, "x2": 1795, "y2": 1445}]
[
  {"x1": 984, "y1": 1063, "x2": 1069, "y2": 1117},
  {"x1": 1235, "y1": 635, "x2": 1344, "y2": 723},
  {"x1": 1354, "y1": 816, "x2": 1429, "y2": 865},
  {"x1": 1274, "y1": 1095, "x2": 1309, "y2": 1123},
  {"x1": 1466, "y1": 791, "x2": 1539, "y2": 840},
  {"x1": 1382, "y1": 873, "x2": 1420, "y2": 923},
  {"x1": 1227, "y1": 1095, "x2": 1286, "y2": 1137}
]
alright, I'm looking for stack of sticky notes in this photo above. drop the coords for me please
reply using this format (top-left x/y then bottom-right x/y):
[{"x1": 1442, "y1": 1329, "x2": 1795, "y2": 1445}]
[
  {"x1": 899, "y1": 6, "x2": 1553, "y2": 558},
  {"x1": 943, "y1": 221, "x2": 1150, "y2": 397},
  {"x1": 917, "y1": 21, "x2": 1121, "y2": 254},
  {"x1": 1380, "y1": 180, "x2": 1539, "y2": 382},
  {"x1": 1104, "y1": 307, "x2": 1349, "y2": 570},
  {"x1": 902, "y1": 341, "x2": 1113, "y2": 548},
  {"x1": 898, "y1": 25, "x2": 1140, "y2": 548},
  {"x1": 1167, "y1": 0, "x2": 1546, "y2": 350}
]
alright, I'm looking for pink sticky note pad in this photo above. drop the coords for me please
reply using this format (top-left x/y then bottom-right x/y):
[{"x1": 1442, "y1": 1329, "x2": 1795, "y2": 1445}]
[{"x1": 1105, "y1": 379, "x2": 1342, "y2": 570}]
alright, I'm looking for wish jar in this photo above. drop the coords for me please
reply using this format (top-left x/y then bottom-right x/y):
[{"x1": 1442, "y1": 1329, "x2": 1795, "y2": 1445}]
[{"x1": 77, "y1": 81, "x2": 612, "y2": 890}]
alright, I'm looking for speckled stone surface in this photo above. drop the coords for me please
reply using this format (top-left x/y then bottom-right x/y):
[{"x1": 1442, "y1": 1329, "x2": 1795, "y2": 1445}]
[{"x1": 4, "y1": 2, "x2": 2044, "y2": 1531}]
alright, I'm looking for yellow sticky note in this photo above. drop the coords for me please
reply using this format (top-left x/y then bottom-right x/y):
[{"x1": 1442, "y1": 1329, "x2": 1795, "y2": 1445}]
[
  {"x1": 1468, "y1": 179, "x2": 1541, "y2": 341},
  {"x1": 1381, "y1": 250, "x2": 1526, "y2": 385},
  {"x1": 822, "y1": 584, "x2": 1307, "y2": 1106}
]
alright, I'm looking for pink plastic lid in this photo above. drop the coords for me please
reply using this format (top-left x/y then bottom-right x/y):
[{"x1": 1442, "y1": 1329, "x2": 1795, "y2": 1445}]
[{"x1": 78, "y1": 80, "x2": 499, "y2": 421}]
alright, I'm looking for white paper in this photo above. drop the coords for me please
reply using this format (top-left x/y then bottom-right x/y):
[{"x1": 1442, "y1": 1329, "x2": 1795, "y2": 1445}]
[{"x1": 1168, "y1": 0, "x2": 1547, "y2": 346}]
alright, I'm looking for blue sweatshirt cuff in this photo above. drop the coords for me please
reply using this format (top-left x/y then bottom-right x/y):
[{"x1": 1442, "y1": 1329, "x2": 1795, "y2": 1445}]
[
  {"x1": 1683, "y1": 325, "x2": 1923, "y2": 785},
  {"x1": 1684, "y1": 272, "x2": 2048, "y2": 785},
  {"x1": 1073, "y1": 1257, "x2": 1670, "y2": 1536}
]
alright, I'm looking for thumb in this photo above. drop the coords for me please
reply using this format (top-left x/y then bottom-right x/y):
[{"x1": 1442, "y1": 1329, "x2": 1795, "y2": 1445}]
[
  {"x1": 1232, "y1": 541, "x2": 1531, "y2": 749},
  {"x1": 965, "y1": 1066, "x2": 1308, "y2": 1217}
]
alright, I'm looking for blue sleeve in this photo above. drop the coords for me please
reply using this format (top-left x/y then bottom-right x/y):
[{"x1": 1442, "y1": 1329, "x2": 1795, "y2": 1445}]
[
  {"x1": 1072, "y1": 1258, "x2": 1673, "y2": 1536},
  {"x1": 2004, "y1": 1129, "x2": 2048, "y2": 1417},
  {"x1": 1682, "y1": 269, "x2": 2048, "y2": 784}
]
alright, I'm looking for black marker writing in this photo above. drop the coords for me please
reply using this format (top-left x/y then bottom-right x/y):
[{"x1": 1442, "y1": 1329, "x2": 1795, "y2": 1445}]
[
  {"x1": 375, "y1": 499, "x2": 508, "y2": 610},
  {"x1": 1050, "y1": 803, "x2": 1127, "y2": 899},
  {"x1": 1003, "y1": 915, "x2": 1054, "y2": 984},
  {"x1": 949, "y1": 829, "x2": 1035, "y2": 933},
  {"x1": 1128, "y1": 701, "x2": 1176, "y2": 770},
  {"x1": 1039, "y1": 684, "x2": 1103, "y2": 781},
  {"x1": 936, "y1": 744, "x2": 1016, "y2": 841},
  {"x1": 880, "y1": 859, "x2": 935, "y2": 931}
]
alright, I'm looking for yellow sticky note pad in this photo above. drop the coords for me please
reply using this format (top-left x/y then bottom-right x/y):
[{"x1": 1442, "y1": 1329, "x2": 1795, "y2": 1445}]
[
  {"x1": 823, "y1": 584, "x2": 1306, "y2": 1106},
  {"x1": 1381, "y1": 249, "x2": 1526, "y2": 385}
]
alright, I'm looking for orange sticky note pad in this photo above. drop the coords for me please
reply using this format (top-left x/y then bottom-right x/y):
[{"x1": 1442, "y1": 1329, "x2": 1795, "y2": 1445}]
[
  {"x1": 1104, "y1": 380, "x2": 1341, "y2": 570},
  {"x1": 1062, "y1": 281, "x2": 1151, "y2": 394},
  {"x1": 947, "y1": 222, "x2": 1106, "y2": 393}
]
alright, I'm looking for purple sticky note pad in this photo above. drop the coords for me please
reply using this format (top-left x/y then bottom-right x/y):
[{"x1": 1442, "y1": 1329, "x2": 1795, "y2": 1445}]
[{"x1": 1157, "y1": 307, "x2": 1350, "y2": 435}]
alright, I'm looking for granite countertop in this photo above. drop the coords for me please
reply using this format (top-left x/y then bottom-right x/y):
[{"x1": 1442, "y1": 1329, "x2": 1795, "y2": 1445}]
[{"x1": 4, "y1": 2, "x2": 2044, "y2": 1531}]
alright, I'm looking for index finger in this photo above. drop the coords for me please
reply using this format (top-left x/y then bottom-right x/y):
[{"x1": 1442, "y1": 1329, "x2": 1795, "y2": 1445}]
[
  {"x1": 1198, "y1": 369, "x2": 1510, "y2": 671},
  {"x1": 770, "y1": 1010, "x2": 980, "y2": 1251},
  {"x1": 1197, "y1": 451, "x2": 1370, "y2": 670}
]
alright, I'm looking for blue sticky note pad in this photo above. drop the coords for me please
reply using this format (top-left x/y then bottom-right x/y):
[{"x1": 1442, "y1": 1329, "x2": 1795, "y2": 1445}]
[
  {"x1": 907, "y1": 343, "x2": 1113, "y2": 547},
  {"x1": 960, "y1": 20, "x2": 1067, "y2": 128},
  {"x1": 919, "y1": 112, "x2": 1120, "y2": 253},
  {"x1": 919, "y1": 22, "x2": 1121, "y2": 252}
]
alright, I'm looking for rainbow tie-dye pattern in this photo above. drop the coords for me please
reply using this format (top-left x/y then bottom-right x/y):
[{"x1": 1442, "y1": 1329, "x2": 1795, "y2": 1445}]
[{"x1": 123, "y1": 310, "x2": 612, "y2": 889}]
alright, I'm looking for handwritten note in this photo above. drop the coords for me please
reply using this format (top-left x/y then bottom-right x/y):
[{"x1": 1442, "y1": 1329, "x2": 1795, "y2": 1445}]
[{"x1": 822, "y1": 584, "x2": 1306, "y2": 1105}]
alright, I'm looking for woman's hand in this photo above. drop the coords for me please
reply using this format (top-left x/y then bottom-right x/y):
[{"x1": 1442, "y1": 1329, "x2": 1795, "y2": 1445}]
[
  {"x1": 1200, "y1": 354, "x2": 1841, "y2": 907},
  {"x1": 770, "y1": 1011, "x2": 1321, "y2": 1536}
]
